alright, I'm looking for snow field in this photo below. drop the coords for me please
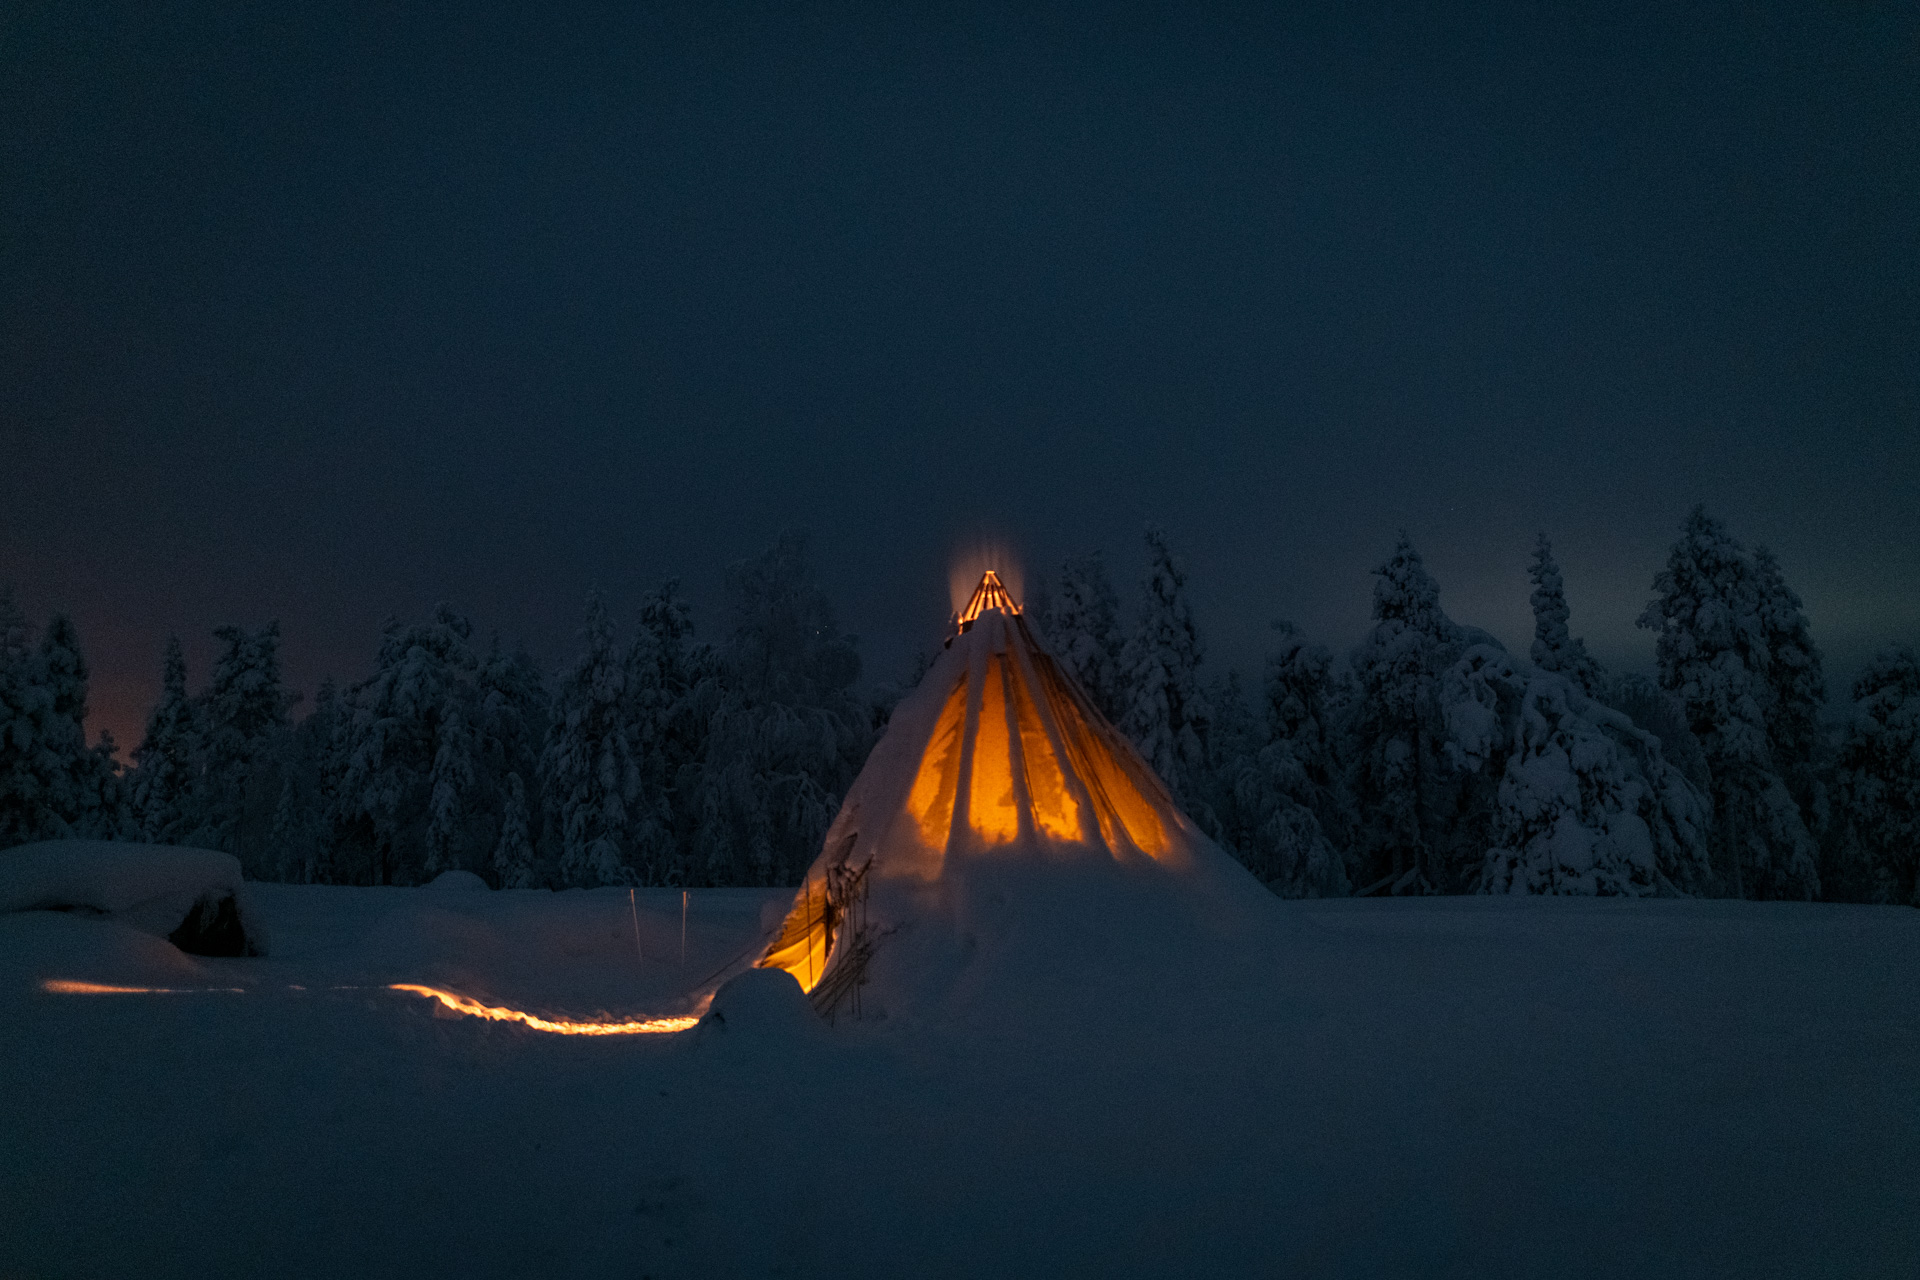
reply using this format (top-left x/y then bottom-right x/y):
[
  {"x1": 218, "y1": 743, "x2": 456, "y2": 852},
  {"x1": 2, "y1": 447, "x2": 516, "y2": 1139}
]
[{"x1": 2, "y1": 887, "x2": 1915, "y2": 1279}]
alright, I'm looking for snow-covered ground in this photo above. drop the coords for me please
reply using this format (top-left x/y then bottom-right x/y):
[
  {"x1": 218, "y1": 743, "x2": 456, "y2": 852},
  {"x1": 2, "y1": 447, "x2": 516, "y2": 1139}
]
[{"x1": 3, "y1": 884, "x2": 1915, "y2": 1279}]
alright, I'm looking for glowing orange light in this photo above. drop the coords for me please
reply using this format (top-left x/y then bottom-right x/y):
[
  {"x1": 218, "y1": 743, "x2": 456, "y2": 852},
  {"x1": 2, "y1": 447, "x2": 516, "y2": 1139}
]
[
  {"x1": 906, "y1": 672, "x2": 969, "y2": 850},
  {"x1": 1008, "y1": 661, "x2": 1082, "y2": 841},
  {"x1": 387, "y1": 984, "x2": 699, "y2": 1035},
  {"x1": 41, "y1": 979, "x2": 246, "y2": 994},
  {"x1": 759, "y1": 872, "x2": 833, "y2": 994},
  {"x1": 968, "y1": 655, "x2": 1020, "y2": 843},
  {"x1": 957, "y1": 570, "x2": 1020, "y2": 627},
  {"x1": 1031, "y1": 653, "x2": 1173, "y2": 858}
]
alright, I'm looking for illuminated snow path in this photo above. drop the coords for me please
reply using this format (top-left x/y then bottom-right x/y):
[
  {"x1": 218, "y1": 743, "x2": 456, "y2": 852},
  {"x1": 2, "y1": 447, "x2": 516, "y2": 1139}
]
[
  {"x1": 42, "y1": 979, "x2": 247, "y2": 995},
  {"x1": 42, "y1": 978, "x2": 699, "y2": 1035},
  {"x1": 387, "y1": 983, "x2": 700, "y2": 1035}
]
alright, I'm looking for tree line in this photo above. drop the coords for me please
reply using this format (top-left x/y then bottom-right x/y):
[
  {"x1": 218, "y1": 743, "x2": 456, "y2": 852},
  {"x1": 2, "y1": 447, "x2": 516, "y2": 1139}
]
[
  {"x1": 0, "y1": 531, "x2": 876, "y2": 889},
  {"x1": 1, "y1": 511, "x2": 1915, "y2": 903},
  {"x1": 1042, "y1": 509, "x2": 1914, "y2": 904}
]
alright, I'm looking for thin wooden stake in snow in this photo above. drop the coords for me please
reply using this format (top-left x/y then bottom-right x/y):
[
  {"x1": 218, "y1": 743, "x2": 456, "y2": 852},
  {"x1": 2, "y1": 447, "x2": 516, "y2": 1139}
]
[
  {"x1": 629, "y1": 888, "x2": 644, "y2": 967},
  {"x1": 680, "y1": 890, "x2": 688, "y2": 967}
]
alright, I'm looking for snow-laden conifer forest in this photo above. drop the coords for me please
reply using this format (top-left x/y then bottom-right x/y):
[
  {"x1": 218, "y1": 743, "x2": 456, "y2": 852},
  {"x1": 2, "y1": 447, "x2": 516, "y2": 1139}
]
[
  {"x1": 3, "y1": 512, "x2": 1918, "y2": 905},
  {"x1": 6, "y1": 516, "x2": 1919, "y2": 1277}
]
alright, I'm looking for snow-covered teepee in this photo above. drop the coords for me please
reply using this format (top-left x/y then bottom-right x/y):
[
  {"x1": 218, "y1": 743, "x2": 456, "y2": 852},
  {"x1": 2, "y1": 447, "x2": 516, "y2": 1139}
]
[{"x1": 757, "y1": 571, "x2": 1270, "y2": 1019}]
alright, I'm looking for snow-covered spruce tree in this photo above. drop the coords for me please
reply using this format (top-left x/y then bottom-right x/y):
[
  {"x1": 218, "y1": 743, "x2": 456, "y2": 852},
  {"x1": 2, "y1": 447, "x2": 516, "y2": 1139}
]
[
  {"x1": 1588, "y1": 702, "x2": 1715, "y2": 895},
  {"x1": 1346, "y1": 534, "x2": 1471, "y2": 893},
  {"x1": 477, "y1": 645, "x2": 548, "y2": 774},
  {"x1": 1230, "y1": 700, "x2": 1348, "y2": 897},
  {"x1": 1231, "y1": 749, "x2": 1347, "y2": 896},
  {"x1": 1605, "y1": 674, "x2": 1713, "y2": 795},
  {"x1": 0, "y1": 612, "x2": 126, "y2": 844},
  {"x1": 1828, "y1": 646, "x2": 1920, "y2": 905},
  {"x1": 1638, "y1": 507, "x2": 1818, "y2": 899},
  {"x1": 1204, "y1": 623, "x2": 1351, "y2": 897},
  {"x1": 293, "y1": 678, "x2": 348, "y2": 882},
  {"x1": 47, "y1": 616, "x2": 128, "y2": 838},
  {"x1": 473, "y1": 641, "x2": 549, "y2": 881},
  {"x1": 1050, "y1": 551, "x2": 1128, "y2": 725},
  {"x1": 190, "y1": 622, "x2": 295, "y2": 866},
  {"x1": 423, "y1": 704, "x2": 477, "y2": 878},
  {"x1": 1024, "y1": 576, "x2": 1055, "y2": 645},
  {"x1": 1262, "y1": 621, "x2": 1357, "y2": 858},
  {"x1": 1445, "y1": 649, "x2": 1710, "y2": 895},
  {"x1": 625, "y1": 580, "x2": 709, "y2": 884},
  {"x1": 1529, "y1": 535, "x2": 1605, "y2": 696},
  {"x1": 1753, "y1": 545, "x2": 1830, "y2": 838},
  {"x1": 1586, "y1": 678, "x2": 1717, "y2": 893},
  {"x1": 0, "y1": 587, "x2": 29, "y2": 665},
  {"x1": 687, "y1": 531, "x2": 871, "y2": 886},
  {"x1": 0, "y1": 590, "x2": 56, "y2": 846},
  {"x1": 493, "y1": 770, "x2": 537, "y2": 889},
  {"x1": 0, "y1": 595, "x2": 48, "y2": 847},
  {"x1": 130, "y1": 636, "x2": 200, "y2": 842},
  {"x1": 268, "y1": 775, "x2": 305, "y2": 878},
  {"x1": 334, "y1": 606, "x2": 481, "y2": 884},
  {"x1": 1199, "y1": 670, "x2": 1260, "y2": 850},
  {"x1": 1119, "y1": 527, "x2": 1211, "y2": 813},
  {"x1": 541, "y1": 594, "x2": 640, "y2": 887},
  {"x1": 89, "y1": 745, "x2": 129, "y2": 838}
]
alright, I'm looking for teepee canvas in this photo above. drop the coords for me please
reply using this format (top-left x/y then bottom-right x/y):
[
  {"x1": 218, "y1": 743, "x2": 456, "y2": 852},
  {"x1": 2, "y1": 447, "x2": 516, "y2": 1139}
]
[{"x1": 758, "y1": 571, "x2": 1267, "y2": 1016}]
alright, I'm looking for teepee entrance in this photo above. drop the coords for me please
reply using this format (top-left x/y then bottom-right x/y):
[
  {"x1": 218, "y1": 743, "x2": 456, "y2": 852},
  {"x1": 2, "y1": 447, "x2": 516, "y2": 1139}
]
[{"x1": 757, "y1": 570, "x2": 1219, "y2": 1014}]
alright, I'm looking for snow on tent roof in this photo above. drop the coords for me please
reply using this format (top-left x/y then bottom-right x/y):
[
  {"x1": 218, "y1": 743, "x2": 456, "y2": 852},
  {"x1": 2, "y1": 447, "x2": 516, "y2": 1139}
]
[{"x1": 759, "y1": 571, "x2": 1268, "y2": 1016}]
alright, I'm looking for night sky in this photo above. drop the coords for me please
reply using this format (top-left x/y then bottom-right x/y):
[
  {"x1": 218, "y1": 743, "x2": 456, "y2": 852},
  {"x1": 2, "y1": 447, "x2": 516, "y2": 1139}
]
[{"x1": 3, "y1": 2, "x2": 1916, "y2": 753}]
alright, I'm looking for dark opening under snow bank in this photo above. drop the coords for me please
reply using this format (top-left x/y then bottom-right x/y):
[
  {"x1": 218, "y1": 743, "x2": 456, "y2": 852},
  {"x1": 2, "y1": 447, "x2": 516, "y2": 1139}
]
[{"x1": 0, "y1": 840, "x2": 268, "y2": 957}]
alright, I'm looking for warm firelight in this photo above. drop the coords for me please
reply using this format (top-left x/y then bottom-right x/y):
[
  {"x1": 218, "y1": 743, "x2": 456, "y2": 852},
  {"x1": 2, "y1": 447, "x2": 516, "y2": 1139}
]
[
  {"x1": 956, "y1": 569, "x2": 1020, "y2": 626},
  {"x1": 907, "y1": 672, "x2": 969, "y2": 851},
  {"x1": 916, "y1": 587, "x2": 1172, "y2": 859},
  {"x1": 757, "y1": 873, "x2": 834, "y2": 994},
  {"x1": 388, "y1": 984, "x2": 699, "y2": 1035},
  {"x1": 42, "y1": 979, "x2": 246, "y2": 994},
  {"x1": 1009, "y1": 659, "x2": 1082, "y2": 841},
  {"x1": 41, "y1": 978, "x2": 700, "y2": 1034},
  {"x1": 756, "y1": 568, "x2": 1187, "y2": 996},
  {"x1": 969, "y1": 655, "x2": 1021, "y2": 842}
]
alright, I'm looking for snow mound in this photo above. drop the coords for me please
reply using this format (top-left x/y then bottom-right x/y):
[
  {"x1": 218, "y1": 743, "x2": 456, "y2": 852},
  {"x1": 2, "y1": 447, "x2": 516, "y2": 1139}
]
[
  {"x1": 0, "y1": 910, "x2": 210, "y2": 992},
  {"x1": 698, "y1": 967, "x2": 823, "y2": 1046},
  {"x1": 0, "y1": 841, "x2": 267, "y2": 957},
  {"x1": 424, "y1": 869, "x2": 490, "y2": 892}
]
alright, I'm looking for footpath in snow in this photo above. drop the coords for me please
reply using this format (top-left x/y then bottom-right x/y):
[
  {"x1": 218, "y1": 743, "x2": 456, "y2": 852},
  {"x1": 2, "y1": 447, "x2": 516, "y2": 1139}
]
[{"x1": 3, "y1": 878, "x2": 1916, "y2": 1279}]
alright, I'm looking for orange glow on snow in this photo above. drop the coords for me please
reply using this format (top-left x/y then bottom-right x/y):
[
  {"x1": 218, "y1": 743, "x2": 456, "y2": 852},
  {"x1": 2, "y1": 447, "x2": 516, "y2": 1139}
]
[
  {"x1": 41, "y1": 979, "x2": 245, "y2": 994},
  {"x1": 968, "y1": 655, "x2": 1020, "y2": 843},
  {"x1": 388, "y1": 984, "x2": 699, "y2": 1035},
  {"x1": 43, "y1": 978, "x2": 699, "y2": 1033}
]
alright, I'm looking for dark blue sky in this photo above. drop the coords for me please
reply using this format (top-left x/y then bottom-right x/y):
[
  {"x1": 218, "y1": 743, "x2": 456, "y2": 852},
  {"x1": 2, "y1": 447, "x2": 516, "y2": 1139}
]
[{"x1": 3, "y1": 1, "x2": 1916, "y2": 750}]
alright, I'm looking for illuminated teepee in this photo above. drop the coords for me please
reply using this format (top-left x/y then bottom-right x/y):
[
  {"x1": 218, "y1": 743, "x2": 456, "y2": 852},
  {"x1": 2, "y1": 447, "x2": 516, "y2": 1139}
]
[{"x1": 758, "y1": 569, "x2": 1264, "y2": 1015}]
